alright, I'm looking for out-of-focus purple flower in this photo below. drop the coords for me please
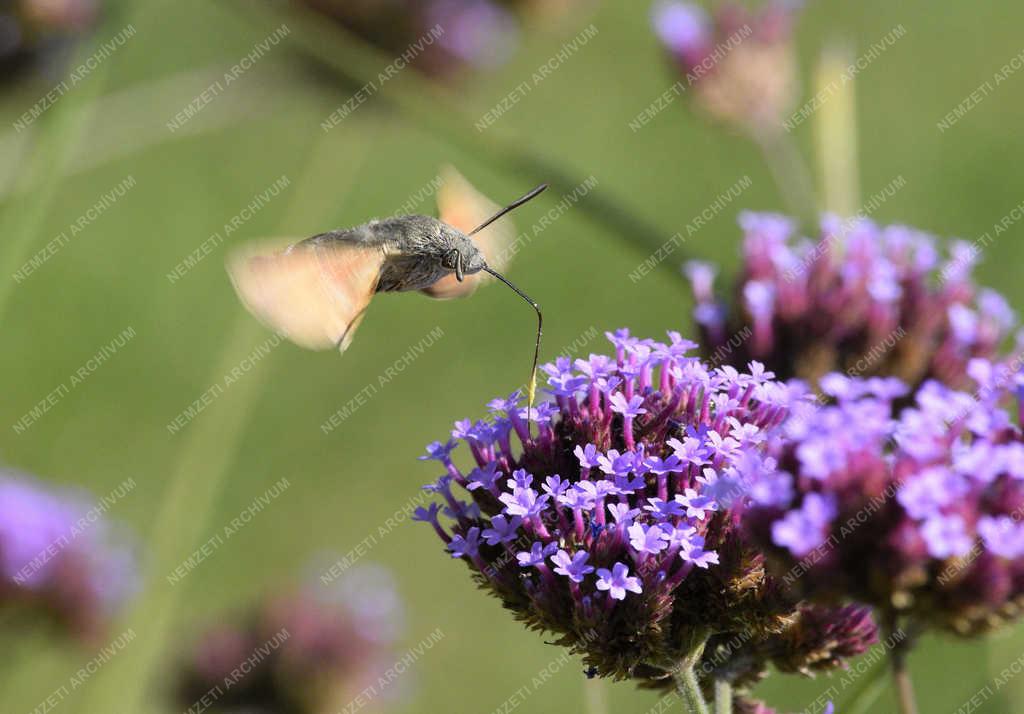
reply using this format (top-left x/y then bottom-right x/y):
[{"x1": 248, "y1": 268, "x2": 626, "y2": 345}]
[
  {"x1": 771, "y1": 493, "x2": 835, "y2": 557},
  {"x1": 418, "y1": 329, "x2": 873, "y2": 682},
  {"x1": 1, "y1": 0, "x2": 99, "y2": 77},
  {"x1": 0, "y1": 471, "x2": 136, "y2": 643},
  {"x1": 177, "y1": 564, "x2": 405, "y2": 714},
  {"x1": 427, "y1": 0, "x2": 518, "y2": 69},
  {"x1": 747, "y1": 363, "x2": 1024, "y2": 636},
  {"x1": 686, "y1": 213, "x2": 1020, "y2": 393},
  {"x1": 297, "y1": 0, "x2": 588, "y2": 80},
  {"x1": 651, "y1": 1, "x2": 799, "y2": 132}
]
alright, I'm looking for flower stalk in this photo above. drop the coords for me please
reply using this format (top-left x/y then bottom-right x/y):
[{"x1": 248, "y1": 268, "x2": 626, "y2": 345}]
[
  {"x1": 886, "y1": 615, "x2": 919, "y2": 714},
  {"x1": 675, "y1": 665, "x2": 710, "y2": 714},
  {"x1": 713, "y1": 678, "x2": 733, "y2": 714}
]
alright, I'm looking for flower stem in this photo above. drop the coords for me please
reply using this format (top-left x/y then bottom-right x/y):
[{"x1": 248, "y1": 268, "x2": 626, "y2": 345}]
[
  {"x1": 0, "y1": 5, "x2": 126, "y2": 320},
  {"x1": 584, "y1": 676, "x2": 608, "y2": 714},
  {"x1": 671, "y1": 630, "x2": 711, "y2": 714},
  {"x1": 713, "y1": 679, "x2": 732, "y2": 714},
  {"x1": 885, "y1": 614, "x2": 919, "y2": 714},
  {"x1": 751, "y1": 125, "x2": 819, "y2": 231},
  {"x1": 890, "y1": 642, "x2": 919, "y2": 714},
  {"x1": 673, "y1": 666, "x2": 710, "y2": 714},
  {"x1": 812, "y1": 41, "x2": 860, "y2": 218}
]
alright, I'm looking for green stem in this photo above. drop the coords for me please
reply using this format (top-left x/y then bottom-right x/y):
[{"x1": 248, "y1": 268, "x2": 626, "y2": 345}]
[
  {"x1": 670, "y1": 630, "x2": 711, "y2": 714},
  {"x1": 751, "y1": 126, "x2": 819, "y2": 230},
  {"x1": 0, "y1": 6, "x2": 129, "y2": 320},
  {"x1": 713, "y1": 679, "x2": 732, "y2": 714},
  {"x1": 674, "y1": 665, "x2": 710, "y2": 714},
  {"x1": 813, "y1": 41, "x2": 860, "y2": 217},
  {"x1": 884, "y1": 613, "x2": 919, "y2": 714},
  {"x1": 225, "y1": 0, "x2": 681, "y2": 268},
  {"x1": 584, "y1": 676, "x2": 608, "y2": 714},
  {"x1": 890, "y1": 640, "x2": 919, "y2": 714}
]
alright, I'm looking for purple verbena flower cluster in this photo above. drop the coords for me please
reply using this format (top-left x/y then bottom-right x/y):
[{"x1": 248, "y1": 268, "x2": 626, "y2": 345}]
[
  {"x1": 746, "y1": 360, "x2": 1024, "y2": 635},
  {"x1": 686, "y1": 212, "x2": 1020, "y2": 392},
  {"x1": 417, "y1": 329, "x2": 873, "y2": 681},
  {"x1": 297, "y1": 0, "x2": 583, "y2": 79},
  {"x1": 0, "y1": 471, "x2": 136, "y2": 643},
  {"x1": 177, "y1": 564, "x2": 404, "y2": 714},
  {"x1": 652, "y1": 1, "x2": 798, "y2": 131}
]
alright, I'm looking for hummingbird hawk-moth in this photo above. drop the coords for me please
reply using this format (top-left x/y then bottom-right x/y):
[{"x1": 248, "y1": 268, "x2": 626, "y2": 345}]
[{"x1": 226, "y1": 167, "x2": 548, "y2": 406}]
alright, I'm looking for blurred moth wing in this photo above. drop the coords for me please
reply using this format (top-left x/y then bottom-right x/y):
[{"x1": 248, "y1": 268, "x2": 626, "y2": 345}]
[
  {"x1": 226, "y1": 237, "x2": 385, "y2": 352},
  {"x1": 421, "y1": 165, "x2": 517, "y2": 300}
]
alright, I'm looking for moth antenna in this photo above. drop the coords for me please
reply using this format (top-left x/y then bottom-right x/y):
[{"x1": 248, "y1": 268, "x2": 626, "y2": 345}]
[
  {"x1": 468, "y1": 184, "x2": 549, "y2": 237},
  {"x1": 482, "y1": 266, "x2": 542, "y2": 435}
]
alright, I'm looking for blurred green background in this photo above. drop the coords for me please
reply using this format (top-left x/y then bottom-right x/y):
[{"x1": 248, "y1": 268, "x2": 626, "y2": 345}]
[{"x1": 2, "y1": 0, "x2": 1024, "y2": 712}]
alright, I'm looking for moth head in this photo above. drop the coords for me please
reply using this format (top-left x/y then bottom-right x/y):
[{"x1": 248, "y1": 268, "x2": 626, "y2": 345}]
[{"x1": 441, "y1": 235, "x2": 486, "y2": 282}]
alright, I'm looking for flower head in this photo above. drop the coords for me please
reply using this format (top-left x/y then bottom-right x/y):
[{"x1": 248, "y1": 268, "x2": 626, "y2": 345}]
[
  {"x1": 296, "y1": 0, "x2": 586, "y2": 80},
  {"x1": 0, "y1": 471, "x2": 136, "y2": 642},
  {"x1": 747, "y1": 363, "x2": 1024, "y2": 636},
  {"x1": 176, "y1": 564, "x2": 405, "y2": 714},
  {"x1": 652, "y1": 1, "x2": 799, "y2": 132},
  {"x1": 418, "y1": 329, "x2": 870, "y2": 681},
  {"x1": 686, "y1": 213, "x2": 1020, "y2": 393}
]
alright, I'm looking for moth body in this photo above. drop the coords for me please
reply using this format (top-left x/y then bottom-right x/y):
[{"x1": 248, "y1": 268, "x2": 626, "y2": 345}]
[{"x1": 300, "y1": 214, "x2": 485, "y2": 293}]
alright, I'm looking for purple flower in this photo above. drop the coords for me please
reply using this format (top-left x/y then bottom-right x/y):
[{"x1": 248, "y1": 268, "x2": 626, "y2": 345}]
[
  {"x1": 412, "y1": 503, "x2": 442, "y2": 523},
  {"x1": 645, "y1": 454, "x2": 684, "y2": 475},
  {"x1": 482, "y1": 516, "x2": 523, "y2": 546},
  {"x1": 679, "y1": 535, "x2": 720, "y2": 569},
  {"x1": 920, "y1": 515, "x2": 972, "y2": 559},
  {"x1": 688, "y1": 212, "x2": 1019, "y2": 392},
  {"x1": 597, "y1": 449, "x2": 635, "y2": 477},
  {"x1": 772, "y1": 494, "x2": 835, "y2": 557},
  {"x1": 652, "y1": 1, "x2": 800, "y2": 132},
  {"x1": 652, "y1": 1, "x2": 708, "y2": 55},
  {"x1": 551, "y1": 550, "x2": 595, "y2": 583},
  {"x1": 417, "y1": 329, "x2": 868, "y2": 683},
  {"x1": 628, "y1": 523, "x2": 669, "y2": 555},
  {"x1": 517, "y1": 542, "x2": 553, "y2": 568},
  {"x1": 575, "y1": 443, "x2": 602, "y2": 469},
  {"x1": 608, "y1": 503, "x2": 640, "y2": 525},
  {"x1": 609, "y1": 393, "x2": 647, "y2": 418},
  {"x1": 542, "y1": 475, "x2": 568, "y2": 498},
  {"x1": 644, "y1": 497, "x2": 687, "y2": 520},
  {"x1": 558, "y1": 486, "x2": 594, "y2": 510},
  {"x1": 675, "y1": 489, "x2": 718, "y2": 521},
  {"x1": 448, "y1": 528, "x2": 482, "y2": 559},
  {"x1": 978, "y1": 516, "x2": 1024, "y2": 559},
  {"x1": 176, "y1": 563, "x2": 404, "y2": 714},
  {"x1": 748, "y1": 366, "x2": 1024, "y2": 637},
  {"x1": 595, "y1": 563, "x2": 643, "y2": 600},
  {"x1": 420, "y1": 439, "x2": 457, "y2": 462},
  {"x1": 488, "y1": 391, "x2": 523, "y2": 414},
  {"x1": 507, "y1": 468, "x2": 534, "y2": 490},
  {"x1": 499, "y1": 487, "x2": 549, "y2": 519},
  {"x1": 466, "y1": 463, "x2": 501, "y2": 491},
  {"x1": 0, "y1": 472, "x2": 137, "y2": 642},
  {"x1": 614, "y1": 473, "x2": 646, "y2": 494},
  {"x1": 896, "y1": 467, "x2": 968, "y2": 519}
]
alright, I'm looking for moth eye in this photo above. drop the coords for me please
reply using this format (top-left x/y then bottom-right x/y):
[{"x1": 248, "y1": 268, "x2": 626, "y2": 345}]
[{"x1": 442, "y1": 249, "x2": 459, "y2": 269}]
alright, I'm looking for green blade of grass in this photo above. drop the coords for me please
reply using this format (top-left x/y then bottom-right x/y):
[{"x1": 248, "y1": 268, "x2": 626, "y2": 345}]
[{"x1": 0, "y1": 5, "x2": 136, "y2": 319}]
